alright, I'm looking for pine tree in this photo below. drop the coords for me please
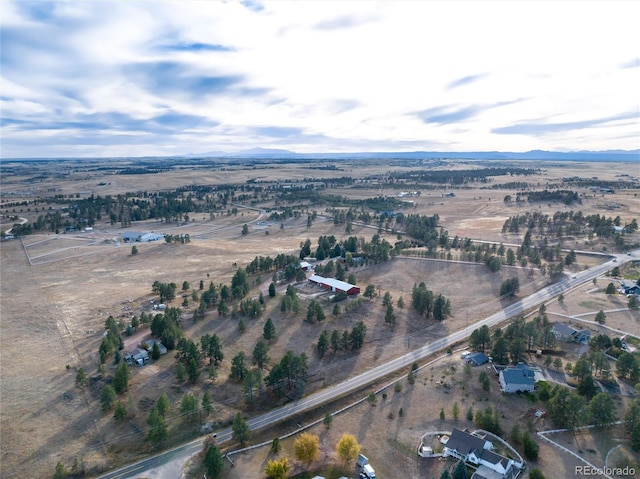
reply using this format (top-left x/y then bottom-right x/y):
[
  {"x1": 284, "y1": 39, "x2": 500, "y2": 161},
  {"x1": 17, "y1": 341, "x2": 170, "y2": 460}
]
[
  {"x1": 204, "y1": 444, "x2": 224, "y2": 478},
  {"x1": 147, "y1": 407, "x2": 168, "y2": 444},
  {"x1": 113, "y1": 400, "x2": 128, "y2": 420},
  {"x1": 113, "y1": 363, "x2": 130, "y2": 394},
  {"x1": 53, "y1": 461, "x2": 67, "y2": 479},
  {"x1": 232, "y1": 412, "x2": 251, "y2": 446},
  {"x1": 263, "y1": 317, "x2": 276, "y2": 342},
  {"x1": 452, "y1": 401, "x2": 460, "y2": 420},
  {"x1": 100, "y1": 385, "x2": 116, "y2": 411},
  {"x1": 202, "y1": 391, "x2": 213, "y2": 416},
  {"x1": 323, "y1": 412, "x2": 333, "y2": 429},
  {"x1": 452, "y1": 459, "x2": 468, "y2": 479},
  {"x1": 75, "y1": 367, "x2": 89, "y2": 389}
]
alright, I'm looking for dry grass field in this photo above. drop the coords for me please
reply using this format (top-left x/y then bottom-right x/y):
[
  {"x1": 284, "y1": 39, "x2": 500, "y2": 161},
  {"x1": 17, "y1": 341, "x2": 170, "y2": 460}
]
[{"x1": 1, "y1": 158, "x2": 639, "y2": 478}]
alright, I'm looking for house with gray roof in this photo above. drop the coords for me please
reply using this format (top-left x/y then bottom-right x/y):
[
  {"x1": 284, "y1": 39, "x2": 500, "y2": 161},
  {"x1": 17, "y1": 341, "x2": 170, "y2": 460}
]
[
  {"x1": 499, "y1": 364, "x2": 535, "y2": 393},
  {"x1": 142, "y1": 338, "x2": 168, "y2": 356},
  {"x1": 443, "y1": 428, "x2": 521, "y2": 479},
  {"x1": 443, "y1": 428, "x2": 492, "y2": 463},
  {"x1": 124, "y1": 348, "x2": 149, "y2": 366},
  {"x1": 552, "y1": 323, "x2": 591, "y2": 344},
  {"x1": 465, "y1": 352, "x2": 490, "y2": 366}
]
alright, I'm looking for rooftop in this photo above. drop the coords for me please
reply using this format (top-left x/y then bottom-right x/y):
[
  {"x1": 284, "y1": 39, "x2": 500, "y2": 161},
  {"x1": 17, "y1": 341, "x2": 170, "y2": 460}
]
[
  {"x1": 446, "y1": 428, "x2": 489, "y2": 456},
  {"x1": 501, "y1": 366, "x2": 535, "y2": 386},
  {"x1": 308, "y1": 274, "x2": 358, "y2": 292}
]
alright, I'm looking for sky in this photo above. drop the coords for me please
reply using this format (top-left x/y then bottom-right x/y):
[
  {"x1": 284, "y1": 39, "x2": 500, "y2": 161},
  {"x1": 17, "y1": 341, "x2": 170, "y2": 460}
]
[{"x1": 1, "y1": 0, "x2": 639, "y2": 158}]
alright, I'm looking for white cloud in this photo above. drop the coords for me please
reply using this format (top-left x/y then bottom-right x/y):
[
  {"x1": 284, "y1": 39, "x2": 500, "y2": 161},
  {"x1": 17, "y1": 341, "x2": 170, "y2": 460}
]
[{"x1": 1, "y1": 0, "x2": 638, "y2": 157}]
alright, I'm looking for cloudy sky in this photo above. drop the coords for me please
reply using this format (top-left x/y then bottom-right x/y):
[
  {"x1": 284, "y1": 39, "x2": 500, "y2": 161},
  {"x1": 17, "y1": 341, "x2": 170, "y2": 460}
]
[{"x1": 1, "y1": 1, "x2": 638, "y2": 158}]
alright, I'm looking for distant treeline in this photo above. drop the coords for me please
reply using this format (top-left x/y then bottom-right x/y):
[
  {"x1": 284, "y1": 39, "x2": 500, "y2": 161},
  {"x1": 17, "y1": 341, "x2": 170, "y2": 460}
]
[
  {"x1": 118, "y1": 168, "x2": 172, "y2": 175},
  {"x1": 389, "y1": 167, "x2": 539, "y2": 185},
  {"x1": 502, "y1": 211, "x2": 638, "y2": 238}
]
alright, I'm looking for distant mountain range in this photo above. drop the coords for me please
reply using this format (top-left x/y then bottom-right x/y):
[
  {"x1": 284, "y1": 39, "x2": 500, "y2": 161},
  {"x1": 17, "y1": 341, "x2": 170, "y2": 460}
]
[{"x1": 183, "y1": 147, "x2": 639, "y2": 162}]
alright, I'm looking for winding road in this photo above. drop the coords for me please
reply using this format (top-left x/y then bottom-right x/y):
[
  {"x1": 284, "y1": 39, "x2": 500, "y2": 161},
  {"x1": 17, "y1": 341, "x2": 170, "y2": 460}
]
[{"x1": 97, "y1": 251, "x2": 638, "y2": 479}]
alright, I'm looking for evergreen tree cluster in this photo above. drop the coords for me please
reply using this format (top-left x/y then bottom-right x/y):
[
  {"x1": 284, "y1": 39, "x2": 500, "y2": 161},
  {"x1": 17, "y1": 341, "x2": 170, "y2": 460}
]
[
  {"x1": 317, "y1": 321, "x2": 367, "y2": 357},
  {"x1": 150, "y1": 307, "x2": 183, "y2": 350},
  {"x1": 411, "y1": 282, "x2": 451, "y2": 321},
  {"x1": 502, "y1": 210, "x2": 636, "y2": 239},
  {"x1": 390, "y1": 166, "x2": 538, "y2": 185},
  {"x1": 265, "y1": 351, "x2": 309, "y2": 397},
  {"x1": 99, "y1": 315, "x2": 124, "y2": 364},
  {"x1": 280, "y1": 285, "x2": 302, "y2": 313}
]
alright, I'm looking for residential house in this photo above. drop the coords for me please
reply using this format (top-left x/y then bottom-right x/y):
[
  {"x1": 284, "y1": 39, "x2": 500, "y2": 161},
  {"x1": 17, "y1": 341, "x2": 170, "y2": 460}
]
[
  {"x1": 552, "y1": 323, "x2": 576, "y2": 342},
  {"x1": 620, "y1": 281, "x2": 640, "y2": 296},
  {"x1": 443, "y1": 428, "x2": 492, "y2": 463},
  {"x1": 465, "y1": 352, "x2": 490, "y2": 366},
  {"x1": 552, "y1": 323, "x2": 591, "y2": 344},
  {"x1": 124, "y1": 348, "x2": 149, "y2": 366},
  {"x1": 443, "y1": 428, "x2": 521, "y2": 479},
  {"x1": 499, "y1": 364, "x2": 535, "y2": 393},
  {"x1": 142, "y1": 339, "x2": 168, "y2": 356}
]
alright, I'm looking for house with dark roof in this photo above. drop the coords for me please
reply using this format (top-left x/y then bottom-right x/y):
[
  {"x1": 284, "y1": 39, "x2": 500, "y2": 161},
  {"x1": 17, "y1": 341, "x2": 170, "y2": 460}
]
[
  {"x1": 142, "y1": 339, "x2": 168, "y2": 356},
  {"x1": 573, "y1": 329, "x2": 591, "y2": 344},
  {"x1": 620, "y1": 281, "x2": 640, "y2": 296},
  {"x1": 443, "y1": 428, "x2": 492, "y2": 463},
  {"x1": 465, "y1": 352, "x2": 490, "y2": 366},
  {"x1": 552, "y1": 323, "x2": 591, "y2": 344},
  {"x1": 443, "y1": 429, "x2": 521, "y2": 479},
  {"x1": 124, "y1": 348, "x2": 149, "y2": 366},
  {"x1": 499, "y1": 364, "x2": 535, "y2": 393}
]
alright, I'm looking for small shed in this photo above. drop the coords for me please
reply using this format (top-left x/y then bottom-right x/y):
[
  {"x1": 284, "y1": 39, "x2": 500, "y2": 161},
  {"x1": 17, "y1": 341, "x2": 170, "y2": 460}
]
[{"x1": 465, "y1": 352, "x2": 489, "y2": 366}]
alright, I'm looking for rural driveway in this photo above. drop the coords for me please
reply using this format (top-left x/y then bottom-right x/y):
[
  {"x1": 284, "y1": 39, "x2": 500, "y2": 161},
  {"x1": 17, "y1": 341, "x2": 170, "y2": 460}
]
[{"x1": 96, "y1": 251, "x2": 637, "y2": 479}]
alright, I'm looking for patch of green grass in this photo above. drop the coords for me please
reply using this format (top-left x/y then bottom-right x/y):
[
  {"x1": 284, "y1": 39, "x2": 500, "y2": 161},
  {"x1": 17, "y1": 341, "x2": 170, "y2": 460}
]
[
  {"x1": 625, "y1": 336, "x2": 640, "y2": 347},
  {"x1": 387, "y1": 437, "x2": 415, "y2": 456},
  {"x1": 578, "y1": 301, "x2": 598, "y2": 309}
]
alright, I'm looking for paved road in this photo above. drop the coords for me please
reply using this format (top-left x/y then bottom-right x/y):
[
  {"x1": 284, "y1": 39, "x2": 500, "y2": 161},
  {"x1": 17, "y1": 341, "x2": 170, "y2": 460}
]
[{"x1": 97, "y1": 251, "x2": 637, "y2": 479}]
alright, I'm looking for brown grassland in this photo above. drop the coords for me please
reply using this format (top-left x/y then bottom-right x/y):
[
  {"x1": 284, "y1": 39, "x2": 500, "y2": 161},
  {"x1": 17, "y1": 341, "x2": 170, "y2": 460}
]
[{"x1": 0, "y1": 158, "x2": 639, "y2": 479}]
